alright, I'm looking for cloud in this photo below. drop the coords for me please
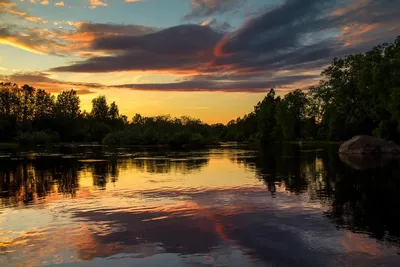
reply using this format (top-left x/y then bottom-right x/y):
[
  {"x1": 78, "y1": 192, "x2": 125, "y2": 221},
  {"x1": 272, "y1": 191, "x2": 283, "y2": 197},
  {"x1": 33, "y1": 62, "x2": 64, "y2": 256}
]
[
  {"x1": 50, "y1": 24, "x2": 221, "y2": 73},
  {"x1": 113, "y1": 74, "x2": 318, "y2": 93},
  {"x1": 1, "y1": 68, "x2": 318, "y2": 94},
  {"x1": 0, "y1": 72, "x2": 102, "y2": 94},
  {"x1": 50, "y1": 0, "x2": 400, "y2": 76},
  {"x1": 77, "y1": 22, "x2": 156, "y2": 36},
  {"x1": 4, "y1": 0, "x2": 400, "y2": 93},
  {"x1": 0, "y1": 22, "x2": 158, "y2": 56},
  {"x1": 184, "y1": 0, "x2": 246, "y2": 20},
  {"x1": 0, "y1": 0, "x2": 48, "y2": 24},
  {"x1": 24, "y1": 16, "x2": 48, "y2": 24},
  {"x1": 0, "y1": 25, "x2": 66, "y2": 55},
  {"x1": 201, "y1": 18, "x2": 232, "y2": 32},
  {"x1": 210, "y1": 0, "x2": 400, "y2": 74},
  {"x1": 89, "y1": 0, "x2": 107, "y2": 9},
  {"x1": 0, "y1": 0, "x2": 25, "y2": 16},
  {"x1": 214, "y1": 0, "x2": 400, "y2": 60}
]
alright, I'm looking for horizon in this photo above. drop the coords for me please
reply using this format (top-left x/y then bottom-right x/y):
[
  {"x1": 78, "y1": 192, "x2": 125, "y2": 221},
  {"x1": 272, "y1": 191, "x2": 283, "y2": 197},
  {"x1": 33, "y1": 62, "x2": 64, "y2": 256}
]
[{"x1": 1, "y1": 0, "x2": 399, "y2": 123}]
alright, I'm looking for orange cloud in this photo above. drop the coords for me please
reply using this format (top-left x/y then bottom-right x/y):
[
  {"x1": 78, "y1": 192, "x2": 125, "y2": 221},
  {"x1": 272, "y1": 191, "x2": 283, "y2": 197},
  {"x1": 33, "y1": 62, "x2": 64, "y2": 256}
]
[
  {"x1": 201, "y1": 18, "x2": 213, "y2": 26},
  {"x1": 0, "y1": 0, "x2": 27, "y2": 16},
  {"x1": 24, "y1": 16, "x2": 48, "y2": 24},
  {"x1": 332, "y1": 0, "x2": 370, "y2": 16},
  {"x1": 89, "y1": 0, "x2": 108, "y2": 9},
  {"x1": 1, "y1": 0, "x2": 48, "y2": 24},
  {"x1": 0, "y1": 26, "x2": 69, "y2": 55},
  {"x1": 340, "y1": 23, "x2": 380, "y2": 46}
]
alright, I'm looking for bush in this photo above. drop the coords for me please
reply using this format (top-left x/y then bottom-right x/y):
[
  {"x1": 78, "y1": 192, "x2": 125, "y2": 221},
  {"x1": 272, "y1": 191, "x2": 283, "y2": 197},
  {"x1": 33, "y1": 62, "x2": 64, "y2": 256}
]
[
  {"x1": 86, "y1": 122, "x2": 112, "y2": 142},
  {"x1": 103, "y1": 128, "x2": 214, "y2": 148},
  {"x1": 14, "y1": 131, "x2": 60, "y2": 145}
]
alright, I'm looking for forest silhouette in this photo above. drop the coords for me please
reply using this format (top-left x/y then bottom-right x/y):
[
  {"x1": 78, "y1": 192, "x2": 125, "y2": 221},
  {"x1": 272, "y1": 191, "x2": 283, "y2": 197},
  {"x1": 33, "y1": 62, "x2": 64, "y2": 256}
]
[{"x1": 0, "y1": 36, "x2": 399, "y2": 146}]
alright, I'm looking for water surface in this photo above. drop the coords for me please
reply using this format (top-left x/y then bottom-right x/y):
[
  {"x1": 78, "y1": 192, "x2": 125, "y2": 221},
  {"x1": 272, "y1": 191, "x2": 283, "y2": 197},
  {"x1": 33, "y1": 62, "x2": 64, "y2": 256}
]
[{"x1": 0, "y1": 145, "x2": 399, "y2": 267}]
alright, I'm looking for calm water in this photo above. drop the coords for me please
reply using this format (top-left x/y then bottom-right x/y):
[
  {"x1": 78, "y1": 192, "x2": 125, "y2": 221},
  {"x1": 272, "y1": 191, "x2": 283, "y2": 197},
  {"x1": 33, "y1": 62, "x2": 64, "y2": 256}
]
[{"x1": 0, "y1": 145, "x2": 399, "y2": 267}]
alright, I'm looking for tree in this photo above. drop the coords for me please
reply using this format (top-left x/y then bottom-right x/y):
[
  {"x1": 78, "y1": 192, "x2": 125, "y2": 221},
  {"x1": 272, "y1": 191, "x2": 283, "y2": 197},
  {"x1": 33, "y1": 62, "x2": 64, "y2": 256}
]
[
  {"x1": 55, "y1": 90, "x2": 80, "y2": 119},
  {"x1": 132, "y1": 113, "x2": 144, "y2": 125},
  {"x1": 91, "y1": 95, "x2": 109, "y2": 121},
  {"x1": 389, "y1": 87, "x2": 400, "y2": 131},
  {"x1": 311, "y1": 36, "x2": 400, "y2": 141},
  {"x1": 34, "y1": 89, "x2": 55, "y2": 119},
  {"x1": 109, "y1": 101, "x2": 119, "y2": 120},
  {"x1": 0, "y1": 83, "x2": 21, "y2": 117},
  {"x1": 256, "y1": 89, "x2": 279, "y2": 141},
  {"x1": 21, "y1": 84, "x2": 35, "y2": 121},
  {"x1": 275, "y1": 89, "x2": 309, "y2": 140}
]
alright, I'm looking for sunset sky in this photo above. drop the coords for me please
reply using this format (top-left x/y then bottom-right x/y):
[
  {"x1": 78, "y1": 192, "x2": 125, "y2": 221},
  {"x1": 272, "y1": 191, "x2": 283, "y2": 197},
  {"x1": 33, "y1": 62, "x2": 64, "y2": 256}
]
[{"x1": 0, "y1": 0, "x2": 399, "y2": 123}]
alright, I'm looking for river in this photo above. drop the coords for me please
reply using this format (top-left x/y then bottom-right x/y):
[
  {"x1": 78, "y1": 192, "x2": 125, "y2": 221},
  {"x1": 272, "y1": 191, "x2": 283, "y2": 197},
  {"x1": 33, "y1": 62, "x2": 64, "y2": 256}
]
[{"x1": 0, "y1": 144, "x2": 399, "y2": 267}]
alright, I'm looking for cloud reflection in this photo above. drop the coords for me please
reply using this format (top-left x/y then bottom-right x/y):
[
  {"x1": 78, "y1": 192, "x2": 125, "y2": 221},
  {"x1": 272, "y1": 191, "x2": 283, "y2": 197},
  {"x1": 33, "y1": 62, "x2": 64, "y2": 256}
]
[{"x1": 0, "y1": 147, "x2": 399, "y2": 267}]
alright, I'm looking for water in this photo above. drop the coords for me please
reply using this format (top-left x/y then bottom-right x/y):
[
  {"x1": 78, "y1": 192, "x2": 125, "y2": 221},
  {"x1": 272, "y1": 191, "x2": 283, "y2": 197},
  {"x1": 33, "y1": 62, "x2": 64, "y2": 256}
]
[{"x1": 0, "y1": 145, "x2": 399, "y2": 267}]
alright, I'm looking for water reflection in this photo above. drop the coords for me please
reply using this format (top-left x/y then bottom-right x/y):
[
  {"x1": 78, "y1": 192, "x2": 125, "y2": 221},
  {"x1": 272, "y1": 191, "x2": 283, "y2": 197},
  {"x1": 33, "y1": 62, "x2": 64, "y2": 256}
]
[
  {"x1": 0, "y1": 146, "x2": 399, "y2": 267},
  {"x1": 237, "y1": 144, "x2": 400, "y2": 245},
  {"x1": 0, "y1": 160, "x2": 79, "y2": 206},
  {"x1": 0, "y1": 153, "x2": 210, "y2": 207}
]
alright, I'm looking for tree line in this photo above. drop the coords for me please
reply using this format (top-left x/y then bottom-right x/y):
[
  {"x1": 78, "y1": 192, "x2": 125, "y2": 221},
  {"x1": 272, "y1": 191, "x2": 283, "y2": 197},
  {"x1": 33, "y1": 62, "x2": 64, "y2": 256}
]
[
  {"x1": 226, "y1": 36, "x2": 400, "y2": 143},
  {"x1": 0, "y1": 85, "x2": 129, "y2": 144},
  {"x1": 0, "y1": 83, "x2": 222, "y2": 147},
  {"x1": 0, "y1": 36, "x2": 399, "y2": 146}
]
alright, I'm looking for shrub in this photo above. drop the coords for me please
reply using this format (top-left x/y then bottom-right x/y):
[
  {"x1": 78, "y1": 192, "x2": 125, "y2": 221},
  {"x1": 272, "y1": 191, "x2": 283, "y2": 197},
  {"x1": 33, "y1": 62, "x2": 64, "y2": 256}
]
[{"x1": 14, "y1": 131, "x2": 60, "y2": 145}]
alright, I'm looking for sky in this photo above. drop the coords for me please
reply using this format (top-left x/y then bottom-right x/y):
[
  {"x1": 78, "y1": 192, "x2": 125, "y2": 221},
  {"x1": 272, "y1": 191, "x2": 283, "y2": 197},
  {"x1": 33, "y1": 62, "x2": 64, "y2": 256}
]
[{"x1": 0, "y1": 0, "x2": 399, "y2": 123}]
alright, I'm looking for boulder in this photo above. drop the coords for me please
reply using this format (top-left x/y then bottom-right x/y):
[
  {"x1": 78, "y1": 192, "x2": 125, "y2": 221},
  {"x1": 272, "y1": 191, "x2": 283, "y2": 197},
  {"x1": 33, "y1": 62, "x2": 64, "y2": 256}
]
[
  {"x1": 339, "y1": 153, "x2": 393, "y2": 170},
  {"x1": 339, "y1": 135, "x2": 400, "y2": 155}
]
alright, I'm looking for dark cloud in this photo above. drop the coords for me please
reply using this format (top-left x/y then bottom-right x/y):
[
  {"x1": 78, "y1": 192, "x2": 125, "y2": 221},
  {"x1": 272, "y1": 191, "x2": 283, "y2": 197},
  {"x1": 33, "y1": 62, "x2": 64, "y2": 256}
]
[
  {"x1": 74, "y1": 88, "x2": 95, "y2": 95},
  {"x1": 2, "y1": 71, "x2": 318, "y2": 94},
  {"x1": 92, "y1": 24, "x2": 220, "y2": 54},
  {"x1": 1, "y1": 72, "x2": 55, "y2": 83},
  {"x1": 50, "y1": 25, "x2": 222, "y2": 73},
  {"x1": 113, "y1": 74, "x2": 318, "y2": 92},
  {"x1": 184, "y1": 0, "x2": 246, "y2": 20},
  {"x1": 214, "y1": 0, "x2": 400, "y2": 71},
  {"x1": 78, "y1": 22, "x2": 156, "y2": 35},
  {"x1": 215, "y1": 0, "x2": 337, "y2": 55}
]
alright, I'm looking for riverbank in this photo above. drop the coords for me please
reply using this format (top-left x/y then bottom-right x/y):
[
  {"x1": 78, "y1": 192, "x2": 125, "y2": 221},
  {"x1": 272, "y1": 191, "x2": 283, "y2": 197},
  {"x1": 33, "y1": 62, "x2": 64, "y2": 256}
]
[{"x1": 0, "y1": 140, "x2": 342, "y2": 151}]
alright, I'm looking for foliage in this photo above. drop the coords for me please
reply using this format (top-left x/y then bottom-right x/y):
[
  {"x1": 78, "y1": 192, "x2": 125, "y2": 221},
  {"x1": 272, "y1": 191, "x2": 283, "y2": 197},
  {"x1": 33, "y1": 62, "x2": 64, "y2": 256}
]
[
  {"x1": 0, "y1": 83, "x2": 127, "y2": 144},
  {"x1": 103, "y1": 115, "x2": 219, "y2": 148},
  {"x1": 225, "y1": 36, "x2": 400, "y2": 143},
  {"x1": 14, "y1": 131, "x2": 60, "y2": 145}
]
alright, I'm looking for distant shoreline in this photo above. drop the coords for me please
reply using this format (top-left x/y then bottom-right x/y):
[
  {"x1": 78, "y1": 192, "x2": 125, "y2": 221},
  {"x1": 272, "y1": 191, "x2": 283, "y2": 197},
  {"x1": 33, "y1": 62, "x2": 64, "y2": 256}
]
[{"x1": 0, "y1": 140, "x2": 342, "y2": 150}]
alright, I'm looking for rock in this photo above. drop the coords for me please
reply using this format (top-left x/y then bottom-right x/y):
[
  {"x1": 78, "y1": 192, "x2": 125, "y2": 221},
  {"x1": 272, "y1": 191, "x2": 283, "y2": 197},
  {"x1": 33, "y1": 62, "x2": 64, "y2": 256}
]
[
  {"x1": 339, "y1": 153, "x2": 393, "y2": 170},
  {"x1": 339, "y1": 135, "x2": 400, "y2": 155}
]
